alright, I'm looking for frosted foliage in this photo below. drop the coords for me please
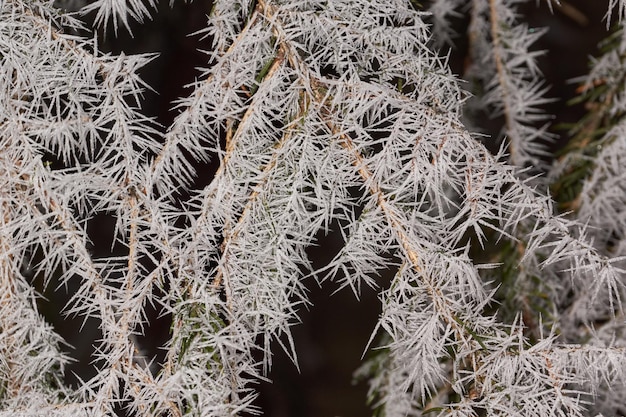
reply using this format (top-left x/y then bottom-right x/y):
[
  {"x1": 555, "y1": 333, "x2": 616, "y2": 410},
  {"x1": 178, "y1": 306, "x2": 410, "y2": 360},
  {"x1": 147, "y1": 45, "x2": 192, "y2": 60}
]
[
  {"x1": 427, "y1": 0, "x2": 467, "y2": 48},
  {"x1": 1, "y1": 0, "x2": 626, "y2": 416},
  {"x1": 607, "y1": 0, "x2": 626, "y2": 27},
  {"x1": 466, "y1": 0, "x2": 554, "y2": 172}
]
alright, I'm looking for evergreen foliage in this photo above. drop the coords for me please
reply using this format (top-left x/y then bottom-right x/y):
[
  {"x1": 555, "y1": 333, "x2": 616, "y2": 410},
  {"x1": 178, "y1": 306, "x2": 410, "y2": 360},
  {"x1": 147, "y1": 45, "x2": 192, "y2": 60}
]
[{"x1": 1, "y1": 0, "x2": 625, "y2": 416}]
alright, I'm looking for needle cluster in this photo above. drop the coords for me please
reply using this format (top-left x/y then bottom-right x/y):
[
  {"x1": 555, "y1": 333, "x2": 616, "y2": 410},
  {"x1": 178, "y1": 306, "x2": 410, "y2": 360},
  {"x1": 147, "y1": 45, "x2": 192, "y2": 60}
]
[{"x1": 1, "y1": 0, "x2": 625, "y2": 416}]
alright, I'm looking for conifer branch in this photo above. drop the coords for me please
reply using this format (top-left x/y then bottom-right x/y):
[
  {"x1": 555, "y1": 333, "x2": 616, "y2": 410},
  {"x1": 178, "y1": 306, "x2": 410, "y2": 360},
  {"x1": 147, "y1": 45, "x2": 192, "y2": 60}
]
[{"x1": 2, "y1": 0, "x2": 626, "y2": 416}]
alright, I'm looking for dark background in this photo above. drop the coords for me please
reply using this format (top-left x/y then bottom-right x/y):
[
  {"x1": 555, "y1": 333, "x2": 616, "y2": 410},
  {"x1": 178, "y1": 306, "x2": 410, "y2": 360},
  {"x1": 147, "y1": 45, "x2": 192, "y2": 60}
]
[{"x1": 39, "y1": 1, "x2": 611, "y2": 416}]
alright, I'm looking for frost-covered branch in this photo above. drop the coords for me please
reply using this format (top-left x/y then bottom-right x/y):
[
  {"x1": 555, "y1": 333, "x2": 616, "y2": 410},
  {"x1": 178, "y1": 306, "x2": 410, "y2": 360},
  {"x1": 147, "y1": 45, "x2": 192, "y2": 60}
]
[{"x1": 2, "y1": 0, "x2": 626, "y2": 416}]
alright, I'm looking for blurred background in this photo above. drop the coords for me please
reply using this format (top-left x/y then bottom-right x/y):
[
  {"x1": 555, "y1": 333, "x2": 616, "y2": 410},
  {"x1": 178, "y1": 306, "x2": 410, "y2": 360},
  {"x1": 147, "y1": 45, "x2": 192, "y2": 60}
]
[{"x1": 34, "y1": 1, "x2": 613, "y2": 416}]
